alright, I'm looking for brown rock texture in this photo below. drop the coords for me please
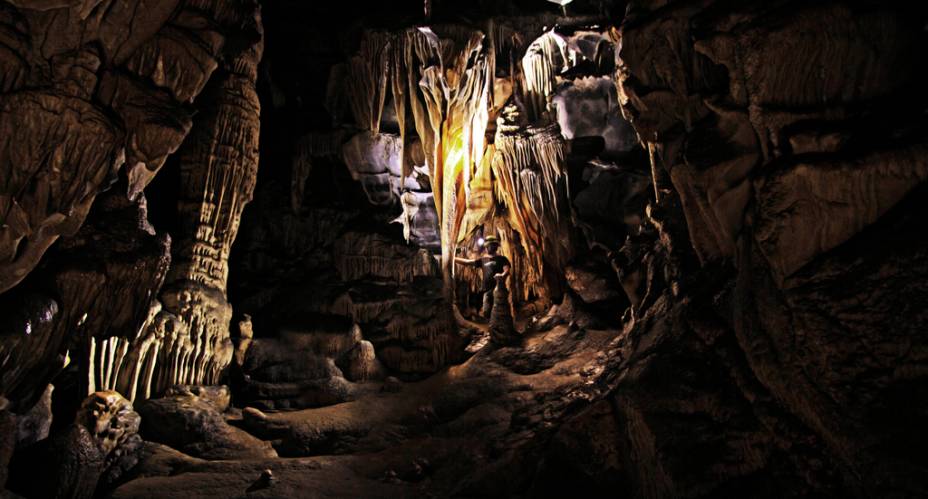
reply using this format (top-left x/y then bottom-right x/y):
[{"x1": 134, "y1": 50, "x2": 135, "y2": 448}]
[
  {"x1": 0, "y1": 0, "x2": 265, "y2": 411},
  {"x1": 1, "y1": 1, "x2": 927, "y2": 498},
  {"x1": 137, "y1": 389, "x2": 276, "y2": 461},
  {"x1": 7, "y1": 390, "x2": 142, "y2": 499},
  {"x1": 603, "y1": 1, "x2": 928, "y2": 496}
]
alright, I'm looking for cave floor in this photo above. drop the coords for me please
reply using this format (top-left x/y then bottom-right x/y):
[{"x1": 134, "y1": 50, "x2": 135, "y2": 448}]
[{"x1": 110, "y1": 323, "x2": 622, "y2": 498}]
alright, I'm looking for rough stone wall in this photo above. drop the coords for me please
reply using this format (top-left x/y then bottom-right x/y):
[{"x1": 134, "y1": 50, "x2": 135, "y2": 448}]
[
  {"x1": 0, "y1": 0, "x2": 264, "y2": 415},
  {"x1": 585, "y1": 1, "x2": 928, "y2": 496}
]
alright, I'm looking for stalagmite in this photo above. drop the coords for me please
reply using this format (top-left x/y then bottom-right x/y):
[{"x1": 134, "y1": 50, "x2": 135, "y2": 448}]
[{"x1": 488, "y1": 281, "x2": 518, "y2": 346}]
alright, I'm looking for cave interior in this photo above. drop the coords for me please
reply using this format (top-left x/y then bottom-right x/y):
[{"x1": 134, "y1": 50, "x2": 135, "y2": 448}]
[{"x1": 1, "y1": 0, "x2": 928, "y2": 497}]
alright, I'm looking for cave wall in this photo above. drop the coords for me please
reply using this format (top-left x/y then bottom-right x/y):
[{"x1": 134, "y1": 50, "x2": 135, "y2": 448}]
[
  {"x1": 575, "y1": 1, "x2": 928, "y2": 497},
  {"x1": 1, "y1": 0, "x2": 927, "y2": 497},
  {"x1": 0, "y1": 1, "x2": 264, "y2": 486}
]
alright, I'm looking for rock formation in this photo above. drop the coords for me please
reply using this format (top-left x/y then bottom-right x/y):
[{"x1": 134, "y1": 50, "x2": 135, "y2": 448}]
[
  {"x1": 137, "y1": 385, "x2": 276, "y2": 460},
  {"x1": 1, "y1": 0, "x2": 927, "y2": 498},
  {"x1": 0, "y1": 0, "x2": 265, "y2": 408},
  {"x1": 8, "y1": 391, "x2": 142, "y2": 498},
  {"x1": 0, "y1": 2, "x2": 265, "y2": 495},
  {"x1": 600, "y1": 1, "x2": 928, "y2": 496}
]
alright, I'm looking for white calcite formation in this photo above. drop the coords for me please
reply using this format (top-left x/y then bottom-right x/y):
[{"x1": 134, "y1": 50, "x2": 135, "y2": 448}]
[{"x1": 553, "y1": 76, "x2": 638, "y2": 157}]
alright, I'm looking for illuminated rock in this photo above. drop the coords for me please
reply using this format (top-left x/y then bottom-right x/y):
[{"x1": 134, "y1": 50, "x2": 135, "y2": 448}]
[{"x1": 553, "y1": 76, "x2": 638, "y2": 157}]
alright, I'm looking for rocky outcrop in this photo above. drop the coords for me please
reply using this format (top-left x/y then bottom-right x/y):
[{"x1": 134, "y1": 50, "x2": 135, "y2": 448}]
[
  {"x1": 553, "y1": 75, "x2": 638, "y2": 158},
  {"x1": 0, "y1": 90, "x2": 122, "y2": 294},
  {"x1": 0, "y1": 0, "x2": 255, "y2": 295},
  {"x1": 0, "y1": 4, "x2": 266, "y2": 495},
  {"x1": 236, "y1": 317, "x2": 359, "y2": 410},
  {"x1": 0, "y1": 188, "x2": 170, "y2": 411},
  {"x1": 232, "y1": 213, "x2": 464, "y2": 384},
  {"x1": 340, "y1": 131, "x2": 440, "y2": 249}
]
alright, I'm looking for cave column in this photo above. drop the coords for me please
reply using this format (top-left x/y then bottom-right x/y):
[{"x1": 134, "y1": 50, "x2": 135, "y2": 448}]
[{"x1": 159, "y1": 22, "x2": 263, "y2": 388}]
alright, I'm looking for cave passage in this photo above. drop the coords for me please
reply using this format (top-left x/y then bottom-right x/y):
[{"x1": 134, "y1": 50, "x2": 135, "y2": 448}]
[{"x1": 2, "y1": 1, "x2": 928, "y2": 498}]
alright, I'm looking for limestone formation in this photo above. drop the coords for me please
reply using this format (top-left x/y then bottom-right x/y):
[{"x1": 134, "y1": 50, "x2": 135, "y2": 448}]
[
  {"x1": 0, "y1": 0, "x2": 257, "y2": 295},
  {"x1": 598, "y1": 2, "x2": 928, "y2": 495},
  {"x1": 0, "y1": 0, "x2": 266, "y2": 417},
  {"x1": 77, "y1": 391, "x2": 142, "y2": 459},
  {"x1": 552, "y1": 76, "x2": 637, "y2": 157},
  {"x1": 488, "y1": 282, "x2": 518, "y2": 346},
  {"x1": 491, "y1": 122, "x2": 573, "y2": 300},
  {"x1": 133, "y1": 1, "x2": 263, "y2": 399},
  {"x1": 7, "y1": 391, "x2": 142, "y2": 499},
  {"x1": 138, "y1": 388, "x2": 276, "y2": 460},
  {"x1": 340, "y1": 340, "x2": 385, "y2": 382},
  {"x1": 1, "y1": 1, "x2": 927, "y2": 498},
  {"x1": 334, "y1": 231, "x2": 437, "y2": 284}
]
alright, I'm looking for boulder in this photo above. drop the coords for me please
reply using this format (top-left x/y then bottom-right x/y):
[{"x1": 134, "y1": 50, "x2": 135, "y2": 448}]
[
  {"x1": 138, "y1": 392, "x2": 276, "y2": 461},
  {"x1": 8, "y1": 391, "x2": 142, "y2": 499}
]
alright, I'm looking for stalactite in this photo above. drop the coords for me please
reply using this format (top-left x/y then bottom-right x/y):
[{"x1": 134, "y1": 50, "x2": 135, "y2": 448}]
[
  {"x1": 81, "y1": 301, "x2": 194, "y2": 403},
  {"x1": 456, "y1": 150, "x2": 496, "y2": 245},
  {"x1": 346, "y1": 26, "x2": 495, "y2": 303},
  {"x1": 401, "y1": 27, "x2": 445, "y2": 181},
  {"x1": 491, "y1": 122, "x2": 573, "y2": 300},
  {"x1": 377, "y1": 332, "x2": 459, "y2": 374},
  {"x1": 333, "y1": 231, "x2": 438, "y2": 284},
  {"x1": 441, "y1": 39, "x2": 493, "y2": 303},
  {"x1": 394, "y1": 190, "x2": 440, "y2": 250},
  {"x1": 343, "y1": 23, "x2": 580, "y2": 311},
  {"x1": 384, "y1": 318, "x2": 453, "y2": 343},
  {"x1": 344, "y1": 22, "x2": 590, "y2": 311},
  {"x1": 335, "y1": 255, "x2": 435, "y2": 284},
  {"x1": 521, "y1": 30, "x2": 572, "y2": 122},
  {"x1": 327, "y1": 292, "x2": 401, "y2": 324},
  {"x1": 346, "y1": 32, "x2": 391, "y2": 134}
]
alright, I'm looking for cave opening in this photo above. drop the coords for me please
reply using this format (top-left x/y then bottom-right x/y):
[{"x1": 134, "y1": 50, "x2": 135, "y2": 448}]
[{"x1": 2, "y1": 1, "x2": 928, "y2": 498}]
